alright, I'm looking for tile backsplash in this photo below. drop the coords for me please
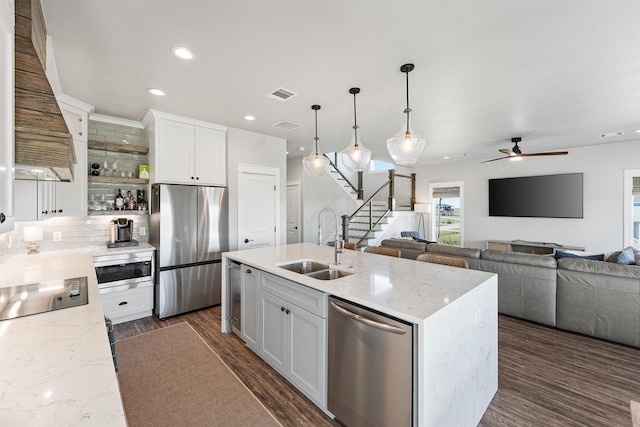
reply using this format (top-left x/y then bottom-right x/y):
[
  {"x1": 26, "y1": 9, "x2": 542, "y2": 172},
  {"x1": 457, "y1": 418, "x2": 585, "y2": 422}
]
[{"x1": 0, "y1": 215, "x2": 150, "y2": 264}]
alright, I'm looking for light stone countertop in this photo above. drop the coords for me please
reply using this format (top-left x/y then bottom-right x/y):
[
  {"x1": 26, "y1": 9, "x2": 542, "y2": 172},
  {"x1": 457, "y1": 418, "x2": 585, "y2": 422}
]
[
  {"x1": 0, "y1": 248, "x2": 127, "y2": 426},
  {"x1": 223, "y1": 242, "x2": 496, "y2": 323}
]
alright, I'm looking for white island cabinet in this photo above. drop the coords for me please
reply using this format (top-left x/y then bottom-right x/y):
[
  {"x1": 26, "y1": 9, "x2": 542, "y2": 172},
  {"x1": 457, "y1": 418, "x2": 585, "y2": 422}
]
[
  {"x1": 221, "y1": 243, "x2": 498, "y2": 427},
  {"x1": 259, "y1": 272, "x2": 326, "y2": 407},
  {"x1": 143, "y1": 109, "x2": 227, "y2": 186}
]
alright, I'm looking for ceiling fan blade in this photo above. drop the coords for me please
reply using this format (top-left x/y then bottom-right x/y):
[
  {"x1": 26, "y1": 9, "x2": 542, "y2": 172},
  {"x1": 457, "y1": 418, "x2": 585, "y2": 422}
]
[
  {"x1": 481, "y1": 156, "x2": 511, "y2": 163},
  {"x1": 498, "y1": 148, "x2": 513, "y2": 155},
  {"x1": 520, "y1": 151, "x2": 569, "y2": 157}
]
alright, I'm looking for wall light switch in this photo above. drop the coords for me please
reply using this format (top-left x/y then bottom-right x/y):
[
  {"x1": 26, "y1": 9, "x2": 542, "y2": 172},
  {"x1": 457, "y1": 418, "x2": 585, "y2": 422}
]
[
  {"x1": 139, "y1": 226, "x2": 147, "y2": 236},
  {"x1": 53, "y1": 231, "x2": 62, "y2": 242}
]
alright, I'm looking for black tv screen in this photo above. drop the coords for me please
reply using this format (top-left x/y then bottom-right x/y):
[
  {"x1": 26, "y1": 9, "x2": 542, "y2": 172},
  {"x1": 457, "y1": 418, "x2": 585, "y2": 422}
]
[{"x1": 489, "y1": 173, "x2": 583, "y2": 218}]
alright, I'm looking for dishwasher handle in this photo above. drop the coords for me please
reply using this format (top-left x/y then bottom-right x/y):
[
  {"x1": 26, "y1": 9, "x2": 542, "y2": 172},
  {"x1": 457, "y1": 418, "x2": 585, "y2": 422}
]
[{"x1": 330, "y1": 301, "x2": 406, "y2": 335}]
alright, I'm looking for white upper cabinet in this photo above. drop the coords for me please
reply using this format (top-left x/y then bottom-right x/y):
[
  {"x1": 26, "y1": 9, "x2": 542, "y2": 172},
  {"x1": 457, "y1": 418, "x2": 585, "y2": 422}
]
[
  {"x1": 144, "y1": 109, "x2": 227, "y2": 186},
  {"x1": 0, "y1": 0, "x2": 14, "y2": 233}
]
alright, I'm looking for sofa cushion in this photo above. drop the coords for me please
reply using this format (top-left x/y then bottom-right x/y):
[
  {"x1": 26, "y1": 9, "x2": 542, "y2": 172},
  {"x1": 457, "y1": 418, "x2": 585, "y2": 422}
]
[
  {"x1": 380, "y1": 239, "x2": 426, "y2": 251},
  {"x1": 426, "y1": 243, "x2": 481, "y2": 259},
  {"x1": 555, "y1": 250, "x2": 604, "y2": 261},
  {"x1": 605, "y1": 246, "x2": 636, "y2": 265},
  {"x1": 557, "y1": 257, "x2": 640, "y2": 280},
  {"x1": 480, "y1": 249, "x2": 557, "y2": 268},
  {"x1": 379, "y1": 239, "x2": 427, "y2": 260}
]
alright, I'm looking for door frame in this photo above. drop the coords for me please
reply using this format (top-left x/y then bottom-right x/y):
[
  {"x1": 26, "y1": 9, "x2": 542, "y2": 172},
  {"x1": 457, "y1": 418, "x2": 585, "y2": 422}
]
[
  {"x1": 286, "y1": 180, "x2": 302, "y2": 244},
  {"x1": 237, "y1": 163, "x2": 281, "y2": 247},
  {"x1": 623, "y1": 169, "x2": 640, "y2": 247}
]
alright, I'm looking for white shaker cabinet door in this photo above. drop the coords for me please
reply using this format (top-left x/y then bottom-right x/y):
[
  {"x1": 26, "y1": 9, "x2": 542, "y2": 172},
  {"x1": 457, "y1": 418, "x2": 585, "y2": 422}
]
[
  {"x1": 55, "y1": 139, "x2": 87, "y2": 217},
  {"x1": 155, "y1": 119, "x2": 194, "y2": 184},
  {"x1": 288, "y1": 304, "x2": 326, "y2": 407},
  {"x1": 193, "y1": 126, "x2": 226, "y2": 186},
  {"x1": 259, "y1": 290, "x2": 287, "y2": 375}
]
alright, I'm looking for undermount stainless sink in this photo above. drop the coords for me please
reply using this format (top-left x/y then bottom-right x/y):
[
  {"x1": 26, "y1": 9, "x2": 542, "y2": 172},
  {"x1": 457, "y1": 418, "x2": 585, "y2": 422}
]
[
  {"x1": 279, "y1": 260, "x2": 330, "y2": 274},
  {"x1": 278, "y1": 260, "x2": 352, "y2": 280},
  {"x1": 306, "y1": 269, "x2": 353, "y2": 281}
]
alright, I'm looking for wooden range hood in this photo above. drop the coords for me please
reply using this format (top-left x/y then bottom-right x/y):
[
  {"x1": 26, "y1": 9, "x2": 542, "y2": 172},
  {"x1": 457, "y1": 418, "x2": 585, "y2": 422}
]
[{"x1": 14, "y1": 0, "x2": 75, "y2": 181}]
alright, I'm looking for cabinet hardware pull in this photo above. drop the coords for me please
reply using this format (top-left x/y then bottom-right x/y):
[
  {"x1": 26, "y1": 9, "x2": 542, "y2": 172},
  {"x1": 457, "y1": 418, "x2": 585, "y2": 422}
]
[
  {"x1": 286, "y1": 309, "x2": 290, "y2": 315},
  {"x1": 244, "y1": 238, "x2": 254, "y2": 243},
  {"x1": 246, "y1": 269, "x2": 252, "y2": 274},
  {"x1": 281, "y1": 307, "x2": 285, "y2": 312},
  {"x1": 118, "y1": 301, "x2": 128, "y2": 306},
  {"x1": 0, "y1": 213, "x2": 4, "y2": 223}
]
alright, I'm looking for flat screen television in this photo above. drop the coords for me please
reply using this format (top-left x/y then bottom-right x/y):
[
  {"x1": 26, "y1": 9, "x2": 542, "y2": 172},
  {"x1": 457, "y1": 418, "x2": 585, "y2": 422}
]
[{"x1": 488, "y1": 173, "x2": 583, "y2": 218}]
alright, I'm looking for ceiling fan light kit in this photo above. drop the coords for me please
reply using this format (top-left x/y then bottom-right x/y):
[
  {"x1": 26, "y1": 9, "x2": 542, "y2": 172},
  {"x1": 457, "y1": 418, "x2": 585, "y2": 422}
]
[
  {"x1": 303, "y1": 105, "x2": 330, "y2": 178},
  {"x1": 482, "y1": 137, "x2": 569, "y2": 163},
  {"x1": 386, "y1": 63, "x2": 427, "y2": 166},
  {"x1": 340, "y1": 87, "x2": 372, "y2": 171}
]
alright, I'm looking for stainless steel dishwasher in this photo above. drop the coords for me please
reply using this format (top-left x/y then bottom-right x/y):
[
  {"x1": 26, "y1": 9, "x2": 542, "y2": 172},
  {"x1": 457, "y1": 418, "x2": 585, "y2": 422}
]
[{"x1": 328, "y1": 296, "x2": 416, "y2": 427}]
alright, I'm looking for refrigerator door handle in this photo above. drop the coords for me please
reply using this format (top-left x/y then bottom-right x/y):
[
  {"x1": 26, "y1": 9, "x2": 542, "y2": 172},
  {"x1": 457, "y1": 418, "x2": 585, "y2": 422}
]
[{"x1": 330, "y1": 301, "x2": 406, "y2": 335}]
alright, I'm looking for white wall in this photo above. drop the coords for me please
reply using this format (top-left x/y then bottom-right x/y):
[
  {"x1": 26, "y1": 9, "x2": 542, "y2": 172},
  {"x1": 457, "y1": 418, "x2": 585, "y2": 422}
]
[
  {"x1": 227, "y1": 127, "x2": 287, "y2": 250},
  {"x1": 414, "y1": 139, "x2": 640, "y2": 253}
]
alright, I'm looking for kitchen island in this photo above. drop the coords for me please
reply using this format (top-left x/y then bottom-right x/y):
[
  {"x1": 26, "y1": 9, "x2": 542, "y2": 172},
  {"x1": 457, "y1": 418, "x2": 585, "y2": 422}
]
[
  {"x1": 221, "y1": 243, "x2": 498, "y2": 426},
  {"x1": 0, "y1": 249, "x2": 127, "y2": 426}
]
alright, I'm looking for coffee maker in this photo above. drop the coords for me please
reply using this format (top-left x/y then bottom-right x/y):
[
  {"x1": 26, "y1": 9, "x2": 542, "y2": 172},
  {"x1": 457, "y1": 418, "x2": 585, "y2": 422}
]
[{"x1": 108, "y1": 218, "x2": 138, "y2": 248}]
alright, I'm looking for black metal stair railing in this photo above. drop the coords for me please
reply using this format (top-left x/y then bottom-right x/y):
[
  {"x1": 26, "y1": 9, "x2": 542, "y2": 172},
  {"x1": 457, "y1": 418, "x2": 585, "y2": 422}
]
[{"x1": 324, "y1": 152, "x2": 363, "y2": 200}]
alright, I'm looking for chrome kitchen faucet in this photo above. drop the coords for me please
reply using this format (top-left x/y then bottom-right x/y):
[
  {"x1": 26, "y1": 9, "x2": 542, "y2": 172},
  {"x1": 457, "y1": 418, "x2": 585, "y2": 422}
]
[{"x1": 318, "y1": 208, "x2": 343, "y2": 265}]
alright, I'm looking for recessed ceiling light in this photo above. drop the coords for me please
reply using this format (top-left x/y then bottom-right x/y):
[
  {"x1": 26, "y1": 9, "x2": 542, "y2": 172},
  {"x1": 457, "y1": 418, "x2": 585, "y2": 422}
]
[
  {"x1": 244, "y1": 115, "x2": 256, "y2": 121},
  {"x1": 286, "y1": 151, "x2": 289, "y2": 155},
  {"x1": 147, "y1": 88, "x2": 166, "y2": 96},
  {"x1": 171, "y1": 47, "x2": 196, "y2": 60},
  {"x1": 298, "y1": 147, "x2": 305, "y2": 151},
  {"x1": 443, "y1": 156, "x2": 450, "y2": 160},
  {"x1": 636, "y1": 129, "x2": 640, "y2": 133}
]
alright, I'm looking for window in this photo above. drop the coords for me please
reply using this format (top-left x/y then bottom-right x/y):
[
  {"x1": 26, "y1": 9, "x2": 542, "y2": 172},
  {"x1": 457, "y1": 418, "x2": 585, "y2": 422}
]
[
  {"x1": 429, "y1": 182, "x2": 464, "y2": 247},
  {"x1": 624, "y1": 170, "x2": 640, "y2": 247},
  {"x1": 369, "y1": 160, "x2": 393, "y2": 173}
]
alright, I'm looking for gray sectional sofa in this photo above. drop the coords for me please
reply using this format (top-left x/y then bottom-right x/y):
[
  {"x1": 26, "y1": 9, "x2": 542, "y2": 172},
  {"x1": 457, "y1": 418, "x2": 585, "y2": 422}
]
[{"x1": 380, "y1": 238, "x2": 640, "y2": 348}]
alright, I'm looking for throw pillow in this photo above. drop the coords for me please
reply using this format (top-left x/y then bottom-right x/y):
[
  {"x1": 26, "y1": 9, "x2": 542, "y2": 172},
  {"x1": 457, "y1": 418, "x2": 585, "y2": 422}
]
[
  {"x1": 606, "y1": 246, "x2": 635, "y2": 265},
  {"x1": 554, "y1": 250, "x2": 604, "y2": 261}
]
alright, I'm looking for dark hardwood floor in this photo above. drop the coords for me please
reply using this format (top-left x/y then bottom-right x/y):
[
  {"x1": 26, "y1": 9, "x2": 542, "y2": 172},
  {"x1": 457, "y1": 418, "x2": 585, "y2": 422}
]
[{"x1": 115, "y1": 307, "x2": 640, "y2": 426}]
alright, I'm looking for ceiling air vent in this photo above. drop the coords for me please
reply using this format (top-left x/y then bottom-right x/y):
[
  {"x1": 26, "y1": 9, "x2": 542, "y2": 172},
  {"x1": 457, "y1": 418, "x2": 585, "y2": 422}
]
[
  {"x1": 273, "y1": 120, "x2": 302, "y2": 131},
  {"x1": 266, "y1": 87, "x2": 298, "y2": 102}
]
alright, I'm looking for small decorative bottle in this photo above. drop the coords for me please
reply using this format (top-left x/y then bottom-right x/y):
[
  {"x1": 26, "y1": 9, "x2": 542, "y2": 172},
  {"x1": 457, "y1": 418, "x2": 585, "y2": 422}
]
[{"x1": 115, "y1": 189, "x2": 124, "y2": 210}]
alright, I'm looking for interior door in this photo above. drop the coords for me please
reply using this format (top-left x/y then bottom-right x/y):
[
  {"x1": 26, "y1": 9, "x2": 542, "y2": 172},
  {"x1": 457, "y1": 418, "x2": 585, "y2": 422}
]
[
  {"x1": 238, "y1": 170, "x2": 276, "y2": 249},
  {"x1": 286, "y1": 181, "x2": 301, "y2": 244}
]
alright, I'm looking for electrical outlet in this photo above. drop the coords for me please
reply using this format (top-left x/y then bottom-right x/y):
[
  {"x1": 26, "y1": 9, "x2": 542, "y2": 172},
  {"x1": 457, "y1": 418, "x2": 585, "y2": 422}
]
[
  {"x1": 139, "y1": 226, "x2": 147, "y2": 236},
  {"x1": 53, "y1": 231, "x2": 62, "y2": 242}
]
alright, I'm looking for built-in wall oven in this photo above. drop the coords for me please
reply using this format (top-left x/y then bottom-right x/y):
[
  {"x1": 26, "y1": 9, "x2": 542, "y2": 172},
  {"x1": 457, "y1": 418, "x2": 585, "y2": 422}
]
[{"x1": 93, "y1": 251, "x2": 154, "y2": 294}]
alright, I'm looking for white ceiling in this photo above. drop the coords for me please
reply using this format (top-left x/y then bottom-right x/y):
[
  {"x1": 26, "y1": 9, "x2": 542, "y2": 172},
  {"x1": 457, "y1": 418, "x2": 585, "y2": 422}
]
[{"x1": 41, "y1": 0, "x2": 640, "y2": 166}]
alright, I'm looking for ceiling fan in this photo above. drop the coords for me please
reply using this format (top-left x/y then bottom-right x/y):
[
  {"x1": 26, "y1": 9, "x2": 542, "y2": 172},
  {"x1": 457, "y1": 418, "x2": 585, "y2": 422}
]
[{"x1": 482, "y1": 137, "x2": 569, "y2": 163}]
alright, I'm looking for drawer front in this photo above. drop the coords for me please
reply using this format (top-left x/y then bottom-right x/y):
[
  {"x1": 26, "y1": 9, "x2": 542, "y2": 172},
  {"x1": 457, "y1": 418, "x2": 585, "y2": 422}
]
[
  {"x1": 261, "y1": 272, "x2": 326, "y2": 318},
  {"x1": 100, "y1": 286, "x2": 153, "y2": 320}
]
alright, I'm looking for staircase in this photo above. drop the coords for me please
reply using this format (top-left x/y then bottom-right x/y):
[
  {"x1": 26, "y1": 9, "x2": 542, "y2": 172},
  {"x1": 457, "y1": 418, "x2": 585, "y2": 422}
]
[
  {"x1": 324, "y1": 152, "x2": 363, "y2": 201},
  {"x1": 341, "y1": 170, "x2": 417, "y2": 249},
  {"x1": 345, "y1": 201, "x2": 390, "y2": 246}
]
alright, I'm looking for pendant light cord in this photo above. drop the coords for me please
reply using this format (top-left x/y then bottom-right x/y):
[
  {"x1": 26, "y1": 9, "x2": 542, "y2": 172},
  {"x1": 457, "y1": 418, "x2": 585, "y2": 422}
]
[
  {"x1": 352, "y1": 91, "x2": 359, "y2": 147},
  {"x1": 314, "y1": 108, "x2": 320, "y2": 155},
  {"x1": 404, "y1": 69, "x2": 411, "y2": 135}
]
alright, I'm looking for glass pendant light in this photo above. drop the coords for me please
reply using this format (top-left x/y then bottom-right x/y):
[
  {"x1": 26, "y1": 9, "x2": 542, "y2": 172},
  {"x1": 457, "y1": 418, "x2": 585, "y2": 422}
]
[
  {"x1": 303, "y1": 105, "x2": 330, "y2": 178},
  {"x1": 340, "y1": 87, "x2": 372, "y2": 171},
  {"x1": 386, "y1": 63, "x2": 427, "y2": 166}
]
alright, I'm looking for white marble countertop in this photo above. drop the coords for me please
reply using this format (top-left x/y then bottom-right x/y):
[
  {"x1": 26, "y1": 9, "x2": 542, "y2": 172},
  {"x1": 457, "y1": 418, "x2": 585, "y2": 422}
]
[
  {"x1": 0, "y1": 249, "x2": 126, "y2": 426},
  {"x1": 223, "y1": 243, "x2": 496, "y2": 323},
  {"x1": 91, "y1": 242, "x2": 156, "y2": 257}
]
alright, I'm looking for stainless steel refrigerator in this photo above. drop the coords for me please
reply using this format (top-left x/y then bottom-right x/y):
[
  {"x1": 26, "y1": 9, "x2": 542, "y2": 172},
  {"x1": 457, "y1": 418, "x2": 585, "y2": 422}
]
[{"x1": 149, "y1": 184, "x2": 229, "y2": 319}]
